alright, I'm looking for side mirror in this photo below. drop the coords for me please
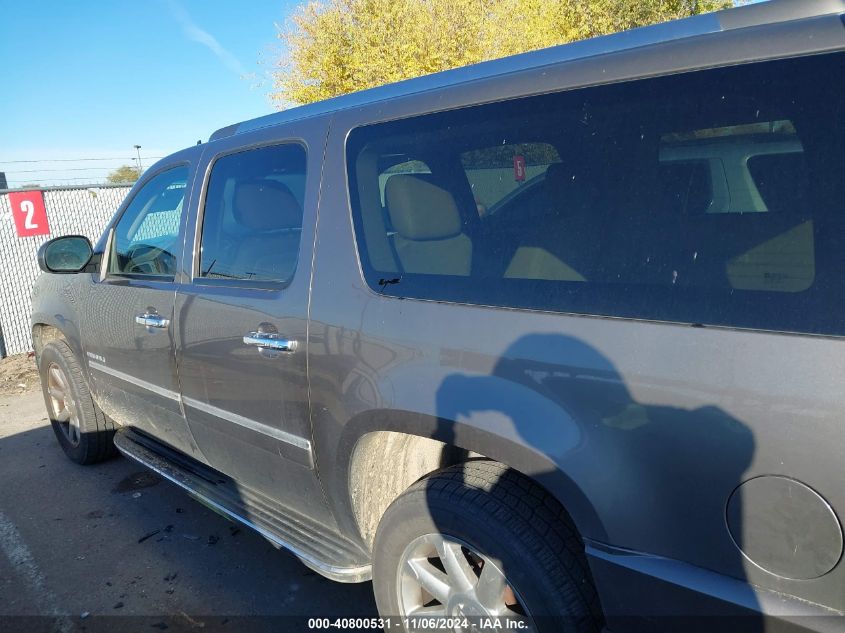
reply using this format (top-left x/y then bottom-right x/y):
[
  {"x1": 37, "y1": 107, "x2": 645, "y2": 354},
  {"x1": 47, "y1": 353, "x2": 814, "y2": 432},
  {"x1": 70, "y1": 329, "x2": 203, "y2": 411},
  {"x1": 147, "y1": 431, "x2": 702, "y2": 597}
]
[{"x1": 37, "y1": 235, "x2": 93, "y2": 274}]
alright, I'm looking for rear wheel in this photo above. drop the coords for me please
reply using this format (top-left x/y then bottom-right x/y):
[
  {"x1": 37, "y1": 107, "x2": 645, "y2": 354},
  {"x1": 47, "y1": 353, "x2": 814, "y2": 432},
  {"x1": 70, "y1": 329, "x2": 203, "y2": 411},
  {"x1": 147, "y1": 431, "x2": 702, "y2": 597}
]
[
  {"x1": 38, "y1": 340, "x2": 117, "y2": 464},
  {"x1": 372, "y1": 460, "x2": 604, "y2": 632}
]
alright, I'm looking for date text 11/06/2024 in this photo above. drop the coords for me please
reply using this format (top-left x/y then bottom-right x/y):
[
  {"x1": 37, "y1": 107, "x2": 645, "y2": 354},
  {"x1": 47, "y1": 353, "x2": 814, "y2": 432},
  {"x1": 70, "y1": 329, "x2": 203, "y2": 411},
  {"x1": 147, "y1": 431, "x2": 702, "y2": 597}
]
[{"x1": 307, "y1": 617, "x2": 531, "y2": 630}]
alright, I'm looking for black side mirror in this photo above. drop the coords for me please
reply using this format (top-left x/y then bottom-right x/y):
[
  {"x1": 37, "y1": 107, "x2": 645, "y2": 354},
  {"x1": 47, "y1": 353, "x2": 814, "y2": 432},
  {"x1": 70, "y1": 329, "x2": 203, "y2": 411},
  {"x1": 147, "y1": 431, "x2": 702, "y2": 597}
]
[{"x1": 37, "y1": 235, "x2": 93, "y2": 274}]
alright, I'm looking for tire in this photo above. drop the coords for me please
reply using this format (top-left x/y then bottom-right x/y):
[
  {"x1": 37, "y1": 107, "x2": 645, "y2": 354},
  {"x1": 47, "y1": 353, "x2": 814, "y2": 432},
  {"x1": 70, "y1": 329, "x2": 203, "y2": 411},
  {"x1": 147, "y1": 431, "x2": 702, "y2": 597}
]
[
  {"x1": 372, "y1": 460, "x2": 604, "y2": 633},
  {"x1": 38, "y1": 340, "x2": 117, "y2": 465}
]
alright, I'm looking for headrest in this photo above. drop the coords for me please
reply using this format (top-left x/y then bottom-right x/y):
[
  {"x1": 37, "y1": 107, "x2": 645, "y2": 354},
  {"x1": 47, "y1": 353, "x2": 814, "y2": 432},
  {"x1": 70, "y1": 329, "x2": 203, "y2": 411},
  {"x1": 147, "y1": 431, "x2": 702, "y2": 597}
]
[
  {"x1": 385, "y1": 175, "x2": 462, "y2": 241},
  {"x1": 233, "y1": 180, "x2": 302, "y2": 231}
]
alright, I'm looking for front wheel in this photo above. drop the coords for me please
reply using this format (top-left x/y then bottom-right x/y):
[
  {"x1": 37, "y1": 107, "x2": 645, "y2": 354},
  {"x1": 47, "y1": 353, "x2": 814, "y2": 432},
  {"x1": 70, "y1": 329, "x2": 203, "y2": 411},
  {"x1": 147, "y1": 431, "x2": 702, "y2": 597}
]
[
  {"x1": 372, "y1": 460, "x2": 603, "y2": 633},
  {"x1": 38, "y1": 340, "x2": 117, "y2": 465}
]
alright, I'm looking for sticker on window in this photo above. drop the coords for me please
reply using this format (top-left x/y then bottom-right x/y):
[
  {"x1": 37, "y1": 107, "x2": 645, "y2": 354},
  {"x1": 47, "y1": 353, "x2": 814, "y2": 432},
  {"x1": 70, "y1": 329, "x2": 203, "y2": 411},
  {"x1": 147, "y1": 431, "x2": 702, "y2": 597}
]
[{"x1": 513, "y1": 155, "x2": 526, "y2": 182}]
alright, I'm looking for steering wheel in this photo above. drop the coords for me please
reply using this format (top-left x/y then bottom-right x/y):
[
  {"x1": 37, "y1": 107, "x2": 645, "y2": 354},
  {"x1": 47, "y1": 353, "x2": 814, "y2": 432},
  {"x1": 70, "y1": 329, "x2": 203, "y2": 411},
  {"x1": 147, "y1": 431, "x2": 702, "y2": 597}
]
[{"x1": 125, "y1": 244, "x2": 173, "y2": 275}]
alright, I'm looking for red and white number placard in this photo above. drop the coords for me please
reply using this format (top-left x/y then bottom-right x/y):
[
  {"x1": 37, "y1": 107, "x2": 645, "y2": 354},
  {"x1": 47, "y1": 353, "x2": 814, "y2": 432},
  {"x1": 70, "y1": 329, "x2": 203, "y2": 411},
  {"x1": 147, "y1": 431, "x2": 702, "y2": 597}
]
[{"x1": 9, "y1": 190, "x2": 50, "y2": 237}]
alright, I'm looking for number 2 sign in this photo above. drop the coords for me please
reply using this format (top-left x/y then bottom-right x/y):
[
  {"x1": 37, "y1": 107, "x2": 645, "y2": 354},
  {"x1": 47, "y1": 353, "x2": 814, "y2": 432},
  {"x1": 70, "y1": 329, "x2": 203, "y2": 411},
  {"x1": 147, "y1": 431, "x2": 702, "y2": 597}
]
[{"x1": 9, "y1": 190, "x2": 50, "y2": 237}]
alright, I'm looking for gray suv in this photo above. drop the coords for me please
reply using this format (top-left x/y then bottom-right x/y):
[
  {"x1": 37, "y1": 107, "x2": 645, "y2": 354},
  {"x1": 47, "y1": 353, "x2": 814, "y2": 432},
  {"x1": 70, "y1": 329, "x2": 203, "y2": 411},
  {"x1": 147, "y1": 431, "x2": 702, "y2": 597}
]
[{"x1": 30, "y1": 1, "x2": 845, "y2": 631}]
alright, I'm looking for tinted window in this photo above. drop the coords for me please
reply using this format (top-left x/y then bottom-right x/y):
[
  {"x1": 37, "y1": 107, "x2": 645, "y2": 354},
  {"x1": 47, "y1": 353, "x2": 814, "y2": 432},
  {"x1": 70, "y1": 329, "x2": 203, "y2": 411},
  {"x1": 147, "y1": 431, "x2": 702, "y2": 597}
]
[
  {"x1": 199, "y1": 144, "x2": 306, "y2": 285},
  {"x1": 108, "y1": 166, "x2": 188, "y2": 278},
  {"x1": 380, "y1": 159, "x2": 432, "y2": 207},
  {"x1": 748, "y1": 152, "x2": 809, "y2": 215},
  {"x1": 347, "y1": 53, "x2": 845, "y2": 335},
  {"x1": 658, "y1": 162, "x2": 713, "y2": 215},
  {"x1": 461, "y1": 143, "x2": 560, "y2": 215},
  {"x1": 661, "y1": 120, "x2": 804, "y2": 214}
]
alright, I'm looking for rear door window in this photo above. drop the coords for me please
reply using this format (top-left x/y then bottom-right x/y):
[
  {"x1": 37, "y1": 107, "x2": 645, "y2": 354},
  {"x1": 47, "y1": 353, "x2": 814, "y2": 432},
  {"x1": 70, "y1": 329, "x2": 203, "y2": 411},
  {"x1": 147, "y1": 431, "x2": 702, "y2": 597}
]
[{"x1": 198, "y1": 143, "x2": 307, "y2": 286}]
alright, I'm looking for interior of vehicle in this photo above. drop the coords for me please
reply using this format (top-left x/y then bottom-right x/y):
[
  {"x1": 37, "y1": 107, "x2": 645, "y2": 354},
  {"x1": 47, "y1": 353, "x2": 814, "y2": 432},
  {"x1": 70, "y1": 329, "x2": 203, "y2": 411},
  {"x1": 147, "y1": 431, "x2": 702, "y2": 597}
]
[
  {"x1": 350, "y1": 54, "x2": 841, "y2": 305},
  {"x1": 346, "y1": 53, "x2": 845, "y2": 334},
  {"x1": 198, "y1": 144, "x2": 306, "y2": 284},
  {"x1": 110, "y1": 169, "x2": 188, "y2": 277},
  {"x1": 359, "y1": 119, "x2": 817, "y2": 288}
]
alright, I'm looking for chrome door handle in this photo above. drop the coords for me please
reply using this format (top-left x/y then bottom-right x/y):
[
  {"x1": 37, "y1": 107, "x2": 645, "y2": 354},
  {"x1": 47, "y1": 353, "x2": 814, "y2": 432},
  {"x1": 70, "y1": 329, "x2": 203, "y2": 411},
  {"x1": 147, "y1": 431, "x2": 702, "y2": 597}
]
[
  {"x1": 135, "y1": 313, "x2": 170, "y2": 329},
  {"x1": 243, "y1": 332, "x2": 296, "y2": 352}
]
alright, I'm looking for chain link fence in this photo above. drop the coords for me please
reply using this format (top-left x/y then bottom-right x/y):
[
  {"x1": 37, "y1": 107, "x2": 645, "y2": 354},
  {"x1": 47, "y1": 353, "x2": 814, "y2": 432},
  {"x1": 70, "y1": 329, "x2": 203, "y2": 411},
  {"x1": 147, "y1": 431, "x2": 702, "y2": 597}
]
[{"x1": 0, "y1": 184, "x2": 132, "y2": 357}]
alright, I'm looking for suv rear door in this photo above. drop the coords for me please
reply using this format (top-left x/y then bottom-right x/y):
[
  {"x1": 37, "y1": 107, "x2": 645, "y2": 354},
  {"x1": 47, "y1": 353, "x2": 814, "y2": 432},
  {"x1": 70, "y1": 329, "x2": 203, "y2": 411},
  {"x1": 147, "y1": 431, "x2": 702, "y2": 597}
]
[
  {"x1": 81, "y1": 153, "x2": 201, "y2": 458},
  {"x1": 175, "y1": 121, "x2": 333, "y2": 523}
]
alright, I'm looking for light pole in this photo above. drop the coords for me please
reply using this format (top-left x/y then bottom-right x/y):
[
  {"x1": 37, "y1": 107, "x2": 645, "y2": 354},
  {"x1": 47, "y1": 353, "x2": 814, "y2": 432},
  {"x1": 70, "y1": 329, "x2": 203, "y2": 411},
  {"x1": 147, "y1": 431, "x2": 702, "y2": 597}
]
[{"x1": 133, "y1": 145, "x2": 142, "y2": 176}]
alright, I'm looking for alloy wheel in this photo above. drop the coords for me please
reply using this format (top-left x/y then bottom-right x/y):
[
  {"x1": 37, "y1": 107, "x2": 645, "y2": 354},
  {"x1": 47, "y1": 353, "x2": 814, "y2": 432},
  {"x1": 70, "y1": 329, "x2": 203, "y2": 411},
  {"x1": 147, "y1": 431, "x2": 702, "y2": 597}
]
[
  {"x1": 46, "y1": 363, "x2": 81, "y2": 446},
  {"x1": 397, "y1": 532, "x2": 534, "y2": 632}
]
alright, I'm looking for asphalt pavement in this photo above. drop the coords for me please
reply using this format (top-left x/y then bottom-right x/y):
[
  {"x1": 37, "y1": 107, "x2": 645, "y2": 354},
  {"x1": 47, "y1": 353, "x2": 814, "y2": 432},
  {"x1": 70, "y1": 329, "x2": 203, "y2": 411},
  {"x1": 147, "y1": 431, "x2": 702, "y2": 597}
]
[{"x1": 0, "y1": 390, "x2": 378, "y2": 633}]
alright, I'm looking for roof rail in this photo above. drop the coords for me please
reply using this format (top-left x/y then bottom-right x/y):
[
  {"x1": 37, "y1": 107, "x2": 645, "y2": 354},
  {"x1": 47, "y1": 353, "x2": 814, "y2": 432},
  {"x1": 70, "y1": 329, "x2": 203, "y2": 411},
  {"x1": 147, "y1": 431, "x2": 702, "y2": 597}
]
[{"x1": 209, "y1": 0, "x2": 845, "y2": 143}]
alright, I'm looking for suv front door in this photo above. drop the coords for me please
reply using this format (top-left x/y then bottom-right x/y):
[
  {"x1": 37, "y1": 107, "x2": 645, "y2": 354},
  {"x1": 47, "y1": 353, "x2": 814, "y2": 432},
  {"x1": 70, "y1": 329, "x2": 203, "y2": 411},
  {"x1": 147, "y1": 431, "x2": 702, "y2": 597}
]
[
  {"x1": 176, "y1": 124, "x2": 333, "y2": 524},
  {"x1": 81, "y1": 158, "x2": 201, "y2": 459}
]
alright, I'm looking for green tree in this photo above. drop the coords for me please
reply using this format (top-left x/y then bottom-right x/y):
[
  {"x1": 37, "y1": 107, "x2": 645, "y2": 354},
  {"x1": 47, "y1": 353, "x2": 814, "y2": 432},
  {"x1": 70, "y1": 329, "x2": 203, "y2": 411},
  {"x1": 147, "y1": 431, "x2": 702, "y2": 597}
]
[
  {"x1": 272, "y1": 0, "x2": 734, "y2": 107},
  {"x1": 106, "y1": 165, "x2": 140, "y2": 185}
]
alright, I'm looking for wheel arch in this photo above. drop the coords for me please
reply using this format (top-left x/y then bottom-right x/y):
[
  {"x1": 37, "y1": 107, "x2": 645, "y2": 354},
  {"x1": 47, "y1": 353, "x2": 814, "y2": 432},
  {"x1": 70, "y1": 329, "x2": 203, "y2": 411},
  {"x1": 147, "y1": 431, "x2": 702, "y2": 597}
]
[
  {"x1": 31, "y1": 319, "x2": 81, "y2": 365},
  {"x1": 339, "y1": 408, "x2": 607, "y2": 550}
]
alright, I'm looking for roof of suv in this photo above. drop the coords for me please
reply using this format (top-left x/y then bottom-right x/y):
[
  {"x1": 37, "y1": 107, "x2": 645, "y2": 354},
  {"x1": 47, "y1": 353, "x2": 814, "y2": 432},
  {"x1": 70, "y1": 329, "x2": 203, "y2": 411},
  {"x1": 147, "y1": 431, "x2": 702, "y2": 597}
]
[{"x1": 210, "y1": 0, "x2": 845, "y2": 142}]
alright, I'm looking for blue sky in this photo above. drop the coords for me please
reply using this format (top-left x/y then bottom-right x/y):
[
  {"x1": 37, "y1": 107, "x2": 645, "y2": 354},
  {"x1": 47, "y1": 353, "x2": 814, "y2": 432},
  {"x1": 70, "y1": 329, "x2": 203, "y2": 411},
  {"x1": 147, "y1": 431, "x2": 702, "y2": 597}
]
[
  {"x1": 0, "y1": 0, "x2": 298, "y2": 187},
  {"x1": 1, "y1": 0, "x2": 762, "y2": 188}
]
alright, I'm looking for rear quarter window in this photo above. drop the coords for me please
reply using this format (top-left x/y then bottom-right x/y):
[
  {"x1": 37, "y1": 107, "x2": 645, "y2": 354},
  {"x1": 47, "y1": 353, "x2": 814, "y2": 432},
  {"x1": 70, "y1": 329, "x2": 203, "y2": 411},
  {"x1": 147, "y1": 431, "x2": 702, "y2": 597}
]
[{"x1": 346, "y1": 52, "x2": 845, "y2": 336}]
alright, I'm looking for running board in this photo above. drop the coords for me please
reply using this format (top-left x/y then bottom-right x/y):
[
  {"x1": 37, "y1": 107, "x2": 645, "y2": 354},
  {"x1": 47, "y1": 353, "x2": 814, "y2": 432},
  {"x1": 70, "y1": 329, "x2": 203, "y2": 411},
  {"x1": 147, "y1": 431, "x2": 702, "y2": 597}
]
[{"x1": 113, "y1": 427, "x2": 372, "y2": 582}]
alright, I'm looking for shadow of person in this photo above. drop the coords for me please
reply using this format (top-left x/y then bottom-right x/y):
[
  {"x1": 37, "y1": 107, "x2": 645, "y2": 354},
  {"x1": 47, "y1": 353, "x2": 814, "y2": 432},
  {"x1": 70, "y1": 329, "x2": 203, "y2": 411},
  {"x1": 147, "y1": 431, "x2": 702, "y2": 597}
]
[{"x1": 419, "y1": 333, "x2": 762, "y2": 633}]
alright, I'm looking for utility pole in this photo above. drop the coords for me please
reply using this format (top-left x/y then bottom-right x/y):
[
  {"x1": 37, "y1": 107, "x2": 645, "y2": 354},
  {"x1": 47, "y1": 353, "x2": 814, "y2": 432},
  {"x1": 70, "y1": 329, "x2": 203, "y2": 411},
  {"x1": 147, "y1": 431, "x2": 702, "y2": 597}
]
[{"x1": 134, "y1": 145, "x2": 143, "y2": 176}]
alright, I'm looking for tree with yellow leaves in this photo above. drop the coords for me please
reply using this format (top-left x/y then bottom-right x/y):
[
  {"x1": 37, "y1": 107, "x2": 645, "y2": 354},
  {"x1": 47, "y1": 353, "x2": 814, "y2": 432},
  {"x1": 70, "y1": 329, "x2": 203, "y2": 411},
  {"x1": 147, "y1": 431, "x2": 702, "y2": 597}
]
[{"x1": 271, "y1": 0, "x2": 734, "y2": 107}]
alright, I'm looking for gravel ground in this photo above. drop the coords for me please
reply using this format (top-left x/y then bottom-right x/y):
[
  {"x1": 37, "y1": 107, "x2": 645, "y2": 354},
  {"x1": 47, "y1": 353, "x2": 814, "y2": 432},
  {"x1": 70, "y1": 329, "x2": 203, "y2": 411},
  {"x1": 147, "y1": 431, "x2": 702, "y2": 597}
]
[
  {"x1": 0, "y1": 387, "x2": 379, "y2": 633},
  {"x1": 0, "y1": 354, "x2": 40, "y2": 396}
]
